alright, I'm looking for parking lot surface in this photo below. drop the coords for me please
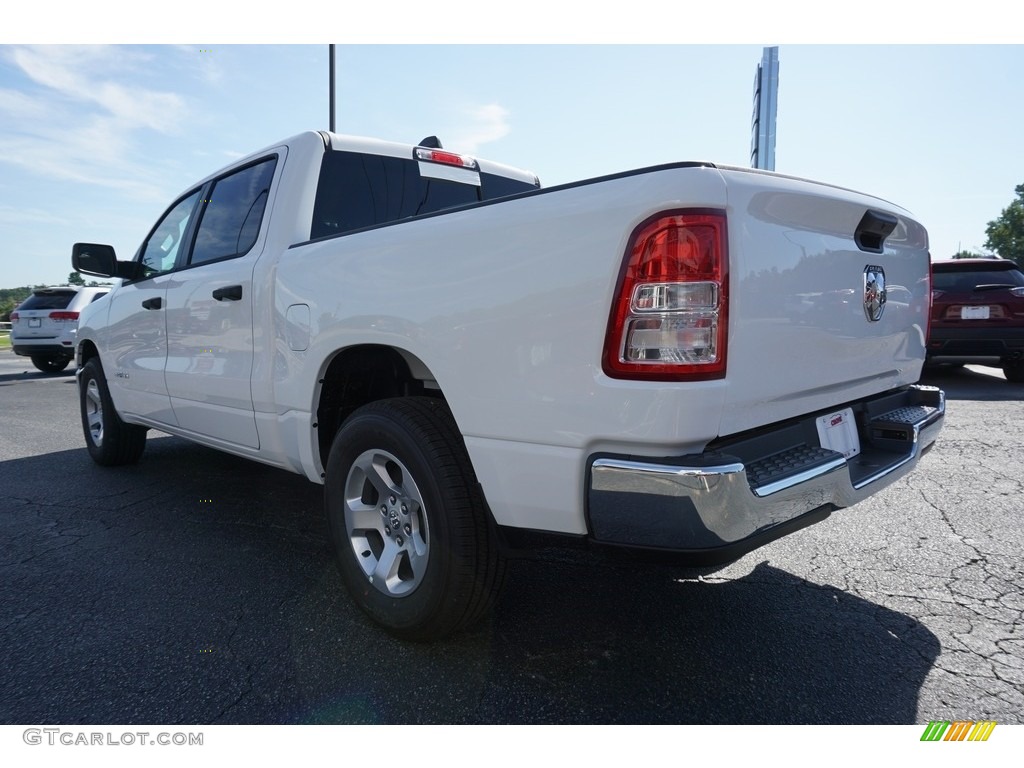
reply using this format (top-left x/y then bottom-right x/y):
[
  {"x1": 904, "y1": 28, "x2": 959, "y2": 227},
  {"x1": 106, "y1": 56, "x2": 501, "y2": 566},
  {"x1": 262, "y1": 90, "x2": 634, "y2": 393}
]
[{"x1": 1, "y1": 350, "x2": 1021, "y2": 724}]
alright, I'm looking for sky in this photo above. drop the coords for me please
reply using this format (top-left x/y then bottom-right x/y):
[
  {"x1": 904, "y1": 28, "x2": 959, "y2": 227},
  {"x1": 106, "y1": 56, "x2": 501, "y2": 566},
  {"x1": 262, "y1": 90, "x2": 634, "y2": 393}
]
[
  {"x1": 2, "y1": 10, "x2": 1023, "y2": 289},
  {"x1": 3, "y1": 8, "x2": 1024, "y2": 760}
]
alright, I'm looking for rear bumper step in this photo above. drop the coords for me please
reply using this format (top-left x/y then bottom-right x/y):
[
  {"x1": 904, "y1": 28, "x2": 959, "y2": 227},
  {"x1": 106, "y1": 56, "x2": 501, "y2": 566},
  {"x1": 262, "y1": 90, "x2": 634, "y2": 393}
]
[{"x1": 586, "y1": 384, "x2": 944, "y2": 564}]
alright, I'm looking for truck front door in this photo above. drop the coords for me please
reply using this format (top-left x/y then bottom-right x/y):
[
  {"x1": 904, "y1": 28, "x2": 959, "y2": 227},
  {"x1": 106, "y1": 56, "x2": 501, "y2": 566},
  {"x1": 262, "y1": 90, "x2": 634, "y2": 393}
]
[{"x1": 105, "y1": 189, "x2": 203, "y2": 426}]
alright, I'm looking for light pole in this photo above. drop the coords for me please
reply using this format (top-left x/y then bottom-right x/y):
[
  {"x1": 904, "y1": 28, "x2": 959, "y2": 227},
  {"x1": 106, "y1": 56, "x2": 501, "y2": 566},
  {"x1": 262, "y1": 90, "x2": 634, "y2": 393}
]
[{"x1": 329, "y1": 44, "x2": 336, "y2": 133}]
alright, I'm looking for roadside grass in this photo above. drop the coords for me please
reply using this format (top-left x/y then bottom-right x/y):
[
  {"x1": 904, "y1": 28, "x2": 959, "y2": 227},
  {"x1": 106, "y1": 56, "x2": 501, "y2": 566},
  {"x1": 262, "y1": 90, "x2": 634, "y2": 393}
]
[{"x1": 0, "y1": 334, "x2": 10, "y2": 349}]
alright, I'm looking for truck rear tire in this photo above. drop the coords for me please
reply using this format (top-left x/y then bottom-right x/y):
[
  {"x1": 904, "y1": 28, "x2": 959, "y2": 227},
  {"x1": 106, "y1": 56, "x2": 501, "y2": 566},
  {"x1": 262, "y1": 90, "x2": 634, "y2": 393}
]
[
  {"x1": 79, "y1": 358, "x2": 147, "y2": 465},
  {"x1": 324, "y1": 397, "x2": 505, "y2": 641}
]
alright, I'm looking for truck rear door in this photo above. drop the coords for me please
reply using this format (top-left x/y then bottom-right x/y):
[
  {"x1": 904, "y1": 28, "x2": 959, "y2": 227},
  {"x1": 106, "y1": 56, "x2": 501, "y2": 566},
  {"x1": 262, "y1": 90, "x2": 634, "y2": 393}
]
[{"x1": 162, "y1": 154, "x2": 280, "y2": 449}]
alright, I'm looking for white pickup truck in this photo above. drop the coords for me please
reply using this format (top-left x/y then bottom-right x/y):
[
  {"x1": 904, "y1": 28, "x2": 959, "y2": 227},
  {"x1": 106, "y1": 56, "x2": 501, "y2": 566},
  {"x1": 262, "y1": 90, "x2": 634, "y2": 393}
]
[{"x1": 72, "y1": 130, "x2": 944, "y2": 639}]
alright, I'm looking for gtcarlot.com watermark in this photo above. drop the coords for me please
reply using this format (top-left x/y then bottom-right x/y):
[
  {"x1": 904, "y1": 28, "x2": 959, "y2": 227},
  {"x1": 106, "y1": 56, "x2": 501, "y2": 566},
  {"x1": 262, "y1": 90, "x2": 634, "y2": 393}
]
[{"x1": 23, "y1": 728, "x2": 203, "y2": 747}]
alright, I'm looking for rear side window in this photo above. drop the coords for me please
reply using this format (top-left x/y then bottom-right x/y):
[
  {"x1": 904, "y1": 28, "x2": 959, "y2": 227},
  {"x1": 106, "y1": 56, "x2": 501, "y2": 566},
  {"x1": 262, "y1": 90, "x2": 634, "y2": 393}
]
[
  {"x1": 190, "y1": 157, "x2": 277, "y2": 266},
  {"x1": 311, "y1": 150, "x2": 536, "y2": 239},
  {"x1": 19, "y1": 290, "x2": 77, "y2": 310}
]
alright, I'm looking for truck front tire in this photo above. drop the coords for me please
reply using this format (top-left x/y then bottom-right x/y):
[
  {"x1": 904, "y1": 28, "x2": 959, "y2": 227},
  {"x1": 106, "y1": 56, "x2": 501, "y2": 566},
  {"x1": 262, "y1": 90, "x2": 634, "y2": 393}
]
[
  {"x1": 79, "y1": 358, "x2": 147, "y2": 466},
  {"x1": 324, "y1": 397, "x2": 505, "y2": 641}
]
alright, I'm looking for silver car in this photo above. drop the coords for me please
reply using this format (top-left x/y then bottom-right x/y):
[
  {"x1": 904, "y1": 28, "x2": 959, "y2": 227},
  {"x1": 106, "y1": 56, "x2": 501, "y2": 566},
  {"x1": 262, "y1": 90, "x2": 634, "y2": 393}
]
[{"x1": 10, "y1": 286, "x2": 110, "y2": 373}]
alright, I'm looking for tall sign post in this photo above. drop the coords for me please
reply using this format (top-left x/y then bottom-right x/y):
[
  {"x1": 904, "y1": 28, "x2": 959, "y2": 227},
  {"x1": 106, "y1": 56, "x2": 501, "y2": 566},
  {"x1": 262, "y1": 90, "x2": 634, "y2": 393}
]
[
  {"x1": 750, "y1": 46, "x2": 779, "y2": 171},
  {"x1": 329, "y1": 44, "x2": 336, "y2": 133}
]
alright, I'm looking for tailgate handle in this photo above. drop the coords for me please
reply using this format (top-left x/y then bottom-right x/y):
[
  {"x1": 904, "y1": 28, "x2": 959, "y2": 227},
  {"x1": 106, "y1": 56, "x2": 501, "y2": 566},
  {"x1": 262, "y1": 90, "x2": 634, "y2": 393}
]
[
  {"x1": 212, "y1": 285, "x2": 243, "y2": 301},
  {"x1": 141, "y1": 297, "x2": 162, "y2": 310},
  {"x1": 855, "y1": 210, "x2": 898, "y2": 254}
]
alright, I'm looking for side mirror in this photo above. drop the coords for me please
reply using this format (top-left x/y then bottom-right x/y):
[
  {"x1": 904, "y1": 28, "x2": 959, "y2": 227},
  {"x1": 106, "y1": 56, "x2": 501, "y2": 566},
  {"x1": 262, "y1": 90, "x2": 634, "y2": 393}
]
[
  {"x1": 72, "y1": 243, "x2": 142, "y2": 281},
  {"x1": 73, "y1": 243, "x2": 117, "y2": 277}
]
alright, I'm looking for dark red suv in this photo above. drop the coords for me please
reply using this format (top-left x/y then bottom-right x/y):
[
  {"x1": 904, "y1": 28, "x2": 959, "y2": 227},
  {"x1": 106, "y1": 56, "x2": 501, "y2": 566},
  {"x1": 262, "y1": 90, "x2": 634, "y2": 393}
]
[{"x1": 928, "y1": 258, "x2": 1024, "y2": 382}]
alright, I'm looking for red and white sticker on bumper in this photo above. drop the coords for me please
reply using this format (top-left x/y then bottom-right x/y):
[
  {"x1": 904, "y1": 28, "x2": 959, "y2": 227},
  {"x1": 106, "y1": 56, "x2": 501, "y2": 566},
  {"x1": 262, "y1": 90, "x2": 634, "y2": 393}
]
[{"x1": 816, "y1": 407, "x2": 861, "y2": 460}]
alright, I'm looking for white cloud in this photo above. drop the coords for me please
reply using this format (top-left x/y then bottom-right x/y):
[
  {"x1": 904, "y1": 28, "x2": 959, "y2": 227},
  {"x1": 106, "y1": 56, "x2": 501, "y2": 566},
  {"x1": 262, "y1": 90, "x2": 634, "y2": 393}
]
[
  {"x1": 0, "y1": 88, "x2": 51, "y2": 120},
  {"x1": 0, "y1": 203, "x2": 70, "y2": 226},
  {"x1": 170, "y1": 43, "x2": 226, "y2": 87},
  {"x1": 0, "y1": 45, "x2": 188, "y2": 198},
  {"x1": 447, "y1": 103, "x2": 511, "y2": 153},
  {"x1": 9, "y1": 45, "x2": 186, "y2": 133}
]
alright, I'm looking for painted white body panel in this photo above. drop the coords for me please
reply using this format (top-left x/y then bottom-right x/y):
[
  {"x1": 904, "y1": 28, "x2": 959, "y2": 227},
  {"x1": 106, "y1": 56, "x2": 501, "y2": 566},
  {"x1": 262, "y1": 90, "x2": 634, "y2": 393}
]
[
  {"x1": 102, "y1": 277, "x2": 177, "y2": 425},
  {"x1": 715, "y1": 167, "x2": 930, "y2": 436},
  {"x1": 78, "y1": 131, "x2": 932, "y2": 537}
]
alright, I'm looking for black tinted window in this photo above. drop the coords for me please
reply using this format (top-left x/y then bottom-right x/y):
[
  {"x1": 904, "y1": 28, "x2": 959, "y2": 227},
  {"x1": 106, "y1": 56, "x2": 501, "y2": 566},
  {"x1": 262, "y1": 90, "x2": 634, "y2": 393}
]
[
  {"x1": 933, "y1": 264, "x2": 1024, "y2": 292},
  {"x1": 311, "y1": 151, "x2": 536, "y2": 239},
  {"x1": 481, "y1": 171, "x2": 538, "y2": 200},
  {"x1": 191, "y1": 157, "x2": 277, "y2": 265},
  {"x1": 19, "y1": 290, "x2": 76, "y2": 310}
]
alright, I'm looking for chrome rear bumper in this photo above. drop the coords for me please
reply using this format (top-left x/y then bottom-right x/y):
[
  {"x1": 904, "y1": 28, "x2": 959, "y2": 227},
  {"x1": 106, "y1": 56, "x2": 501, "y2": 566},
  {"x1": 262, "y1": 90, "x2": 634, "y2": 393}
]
[{"x1": 587, "y1": 385, "x2": 944, "y2": 564}]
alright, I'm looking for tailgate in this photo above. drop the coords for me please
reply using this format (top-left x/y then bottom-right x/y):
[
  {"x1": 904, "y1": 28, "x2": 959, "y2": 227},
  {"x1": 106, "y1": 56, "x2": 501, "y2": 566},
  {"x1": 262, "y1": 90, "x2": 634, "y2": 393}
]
[
  {"x1": 717, "y1": 167, "x2": 930, "y2": 437},
  {"x1": 14, "y1": 309, "x2": 62, "y2": 339}
]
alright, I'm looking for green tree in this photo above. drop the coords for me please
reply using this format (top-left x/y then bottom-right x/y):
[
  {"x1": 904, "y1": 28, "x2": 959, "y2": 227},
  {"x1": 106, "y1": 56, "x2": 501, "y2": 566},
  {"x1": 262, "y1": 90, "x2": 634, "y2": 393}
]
[
  {"x1": 951, "y1": 250, "x2": 983, "y2": 259},
  {"x1": 0, "y1": 287, "x2": 32, "y2": 321},
  {"x1": 984, "y1": 183, "x2": 1024, "y2": 268},
  {"x1": 67, "y1": 271, "x2": 85, "y2": 286},
  {"x1": 0, "y1": 298, "x2": 16, "y2": 322}
]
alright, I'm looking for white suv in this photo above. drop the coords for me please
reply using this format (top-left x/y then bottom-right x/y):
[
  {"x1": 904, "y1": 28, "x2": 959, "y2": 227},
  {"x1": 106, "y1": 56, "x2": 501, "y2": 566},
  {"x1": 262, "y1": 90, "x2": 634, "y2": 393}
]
[{"x1": 10, "y1": 286, "x2": 110, "y2": 373}]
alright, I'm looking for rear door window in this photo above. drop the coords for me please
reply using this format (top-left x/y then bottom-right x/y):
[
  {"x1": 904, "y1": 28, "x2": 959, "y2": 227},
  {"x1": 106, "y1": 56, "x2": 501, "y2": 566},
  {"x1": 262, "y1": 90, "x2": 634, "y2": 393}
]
[{"x1": 190, "y1": 157, "x2": 277, "y2": 266}]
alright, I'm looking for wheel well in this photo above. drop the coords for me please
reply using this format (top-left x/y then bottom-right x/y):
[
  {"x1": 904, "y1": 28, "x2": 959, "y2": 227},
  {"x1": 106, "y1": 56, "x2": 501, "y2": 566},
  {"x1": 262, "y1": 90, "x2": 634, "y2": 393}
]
[
  {"x1": 316, "y1": 346, "x2": 444, "y2": 467},
  {"x1": 78, "y1": 339, "x2": 99, "y2": 367}
]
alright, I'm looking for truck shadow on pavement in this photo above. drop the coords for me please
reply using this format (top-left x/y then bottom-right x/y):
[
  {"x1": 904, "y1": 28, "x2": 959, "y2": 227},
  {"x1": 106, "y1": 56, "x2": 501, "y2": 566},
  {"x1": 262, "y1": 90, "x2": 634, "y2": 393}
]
[
  {"x1": 919, "y1": 364, "x2": 1023, "y2": 401},
  {"x1": 1, "y1": 437, "x2": 938, "y2": 726},
  {"x1": 0, "y1": 369, "x2": 75, "y2": 385}
]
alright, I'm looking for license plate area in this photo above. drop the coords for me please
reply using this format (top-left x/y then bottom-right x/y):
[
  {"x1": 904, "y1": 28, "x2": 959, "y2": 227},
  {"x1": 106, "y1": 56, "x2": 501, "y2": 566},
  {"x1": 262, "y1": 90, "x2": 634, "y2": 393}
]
[
  {"x1": 816, "y1": 407, "x2": 860, "y2": 459},
  {"x1": 961, "y1": 305, "x2": 990, "y2": 320},
  {"x1": 28, "y1": 318, "x2": 41, "y2": 328}
]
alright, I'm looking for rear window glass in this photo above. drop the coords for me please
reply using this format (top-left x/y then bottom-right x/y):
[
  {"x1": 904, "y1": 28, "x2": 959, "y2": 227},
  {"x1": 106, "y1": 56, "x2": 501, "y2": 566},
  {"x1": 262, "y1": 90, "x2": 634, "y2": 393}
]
[
  {"x1": 933, "y1": 264, "x2": 1024, "y2": 292},
  {"x1": 19, "y1": 291, "x2": 77, "y2": 310},
  {"x1": 311, "y1": 150, "x2": 536, "y2": 239}
]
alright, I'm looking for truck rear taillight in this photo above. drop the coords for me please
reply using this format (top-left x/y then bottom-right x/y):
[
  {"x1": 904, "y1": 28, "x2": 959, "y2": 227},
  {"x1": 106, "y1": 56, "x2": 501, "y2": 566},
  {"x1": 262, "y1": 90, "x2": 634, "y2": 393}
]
[
  {"x1": 603, "y1": 210, "x2": 728, "y2": 380},
  {"x1": 49, "y1": 311, "x2": 79, "y2": 321}
]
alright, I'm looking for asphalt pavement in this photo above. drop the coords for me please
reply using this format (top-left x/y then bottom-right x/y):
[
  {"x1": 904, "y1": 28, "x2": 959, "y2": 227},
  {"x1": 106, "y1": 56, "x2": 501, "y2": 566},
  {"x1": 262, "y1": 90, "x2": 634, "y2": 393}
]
[{"x1": 1, "y1": 350, "x2": 1021, "y2": 724}]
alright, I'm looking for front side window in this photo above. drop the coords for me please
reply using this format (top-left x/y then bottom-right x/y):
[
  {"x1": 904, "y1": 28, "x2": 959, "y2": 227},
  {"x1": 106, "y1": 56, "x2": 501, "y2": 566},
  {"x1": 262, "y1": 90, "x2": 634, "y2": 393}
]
[
  {"x1": 139, "y1": 190, "x2": 202, "y2": 278},
  {"x1": 190, "y1": 157, "x2": 277, "y2": 266}
]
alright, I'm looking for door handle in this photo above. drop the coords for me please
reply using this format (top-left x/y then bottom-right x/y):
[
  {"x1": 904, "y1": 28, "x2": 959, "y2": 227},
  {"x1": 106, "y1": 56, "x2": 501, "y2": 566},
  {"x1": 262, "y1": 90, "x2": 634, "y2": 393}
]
[
  {"x1": 142, "y1": 297, "x2": 162, "y2": 310},
  {"x1": 212, "y1": 285, "x2": 243, "y2": 301}
]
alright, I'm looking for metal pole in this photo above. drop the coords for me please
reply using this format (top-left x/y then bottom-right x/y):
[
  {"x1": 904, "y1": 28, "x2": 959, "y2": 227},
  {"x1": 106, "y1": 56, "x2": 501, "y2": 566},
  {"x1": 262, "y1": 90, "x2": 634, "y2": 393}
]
[{"x1": 329, "y1": 44, "x2": 336, "y2": 133}]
